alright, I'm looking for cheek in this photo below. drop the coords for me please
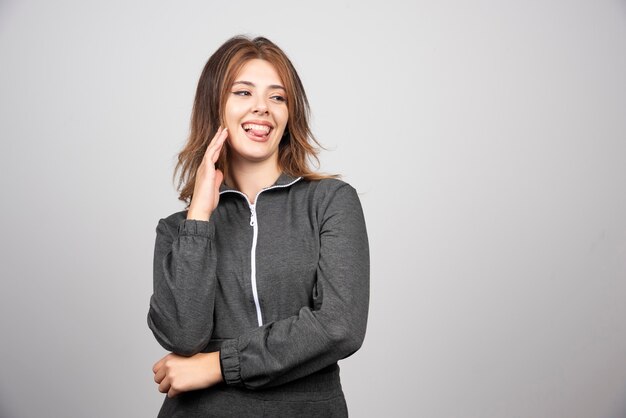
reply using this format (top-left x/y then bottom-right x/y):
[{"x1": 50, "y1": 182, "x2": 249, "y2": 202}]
[
  {"x1": 277, "y1": 108, "x2": 289, "y2": 130},
  {"x1": 224, "y1": 103, "x2": 243, "y2": 128}
]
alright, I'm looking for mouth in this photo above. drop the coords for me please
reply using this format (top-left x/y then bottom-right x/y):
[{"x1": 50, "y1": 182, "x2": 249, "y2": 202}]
[{"x1": 242, "y1": 122, "x2": 273, "y2": 140}]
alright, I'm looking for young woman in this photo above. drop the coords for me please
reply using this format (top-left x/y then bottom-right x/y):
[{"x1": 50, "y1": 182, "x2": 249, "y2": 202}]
[{"x1": 148, "y1": 35, "x2": 369, "y2": 417}]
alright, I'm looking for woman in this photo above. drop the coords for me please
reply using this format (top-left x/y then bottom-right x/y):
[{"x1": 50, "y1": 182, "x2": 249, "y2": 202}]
[{"x1": 148, "y1": 35, "x2": 369, "y2": 417}]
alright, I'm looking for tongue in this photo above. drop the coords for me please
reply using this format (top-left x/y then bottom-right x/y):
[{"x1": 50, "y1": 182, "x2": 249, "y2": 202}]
[{"x1": 249, "y1": 129, "x2": 268, "y2": 137}]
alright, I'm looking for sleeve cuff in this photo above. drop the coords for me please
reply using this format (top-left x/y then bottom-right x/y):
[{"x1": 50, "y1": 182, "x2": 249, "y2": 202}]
[
  {"x1": 219, "y1": 339, "x2": 244, "y2": 387},
  {"x1": 219, "y1": 350, "x2": 226, "y2": 383},
  {"x1": 178, "y1": 218, "x2": 214, "y2": 238}
]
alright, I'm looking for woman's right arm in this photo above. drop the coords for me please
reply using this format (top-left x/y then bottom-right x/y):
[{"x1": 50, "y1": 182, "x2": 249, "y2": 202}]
[
  {"x1": 147, "y1": 216, "x2": 217, "y2": 356},
  {"x1": 148, "y1": 127, "x2": 227, "y2": 356}
]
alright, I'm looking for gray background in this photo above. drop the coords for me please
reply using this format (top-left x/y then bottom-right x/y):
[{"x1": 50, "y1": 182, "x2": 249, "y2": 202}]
[{"x1": 1, "y1": 0, "x2": 625, "y2": 417}]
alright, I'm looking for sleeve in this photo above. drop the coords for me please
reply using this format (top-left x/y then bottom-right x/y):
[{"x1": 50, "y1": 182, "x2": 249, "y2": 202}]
[
  {"x1": 219, "y1": 183, "x2": 370, "y2": 389},
  {"x1": 147, "y1": 216, "x2": 217, "y2": 356}
]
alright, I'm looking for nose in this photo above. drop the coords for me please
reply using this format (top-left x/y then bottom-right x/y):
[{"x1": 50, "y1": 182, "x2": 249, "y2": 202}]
[{"x1": 252, "y1": 97, "x2": 269, "y2": 115}]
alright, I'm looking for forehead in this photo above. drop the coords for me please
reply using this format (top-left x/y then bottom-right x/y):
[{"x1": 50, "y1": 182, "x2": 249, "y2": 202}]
[{"x1": 234, "y1": 59, "x2": 283, "y2": 86}]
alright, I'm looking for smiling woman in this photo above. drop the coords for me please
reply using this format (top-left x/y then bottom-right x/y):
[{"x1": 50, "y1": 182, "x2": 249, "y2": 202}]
[
  {"x1": 224, "y1": 59, "x2": 289, "y2": 170},
  {"x1": 147, "y1": 35, "x2": 370, "y2": 418}
]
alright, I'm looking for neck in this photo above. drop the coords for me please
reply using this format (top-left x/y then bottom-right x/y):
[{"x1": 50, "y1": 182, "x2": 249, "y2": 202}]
[{"x1": 227, "y1": 156, "x2": 281, "y2": 204}]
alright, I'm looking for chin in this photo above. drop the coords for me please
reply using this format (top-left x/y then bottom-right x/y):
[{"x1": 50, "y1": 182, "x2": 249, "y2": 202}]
[
  {"x1": 230, "y1": 146, "x2": 279, "y2": 164},
  {"x1": 229, "y1": 137, "x2": 280, "y2": 162}
]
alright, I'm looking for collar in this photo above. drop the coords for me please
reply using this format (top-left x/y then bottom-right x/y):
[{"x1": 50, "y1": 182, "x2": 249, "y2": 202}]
[{"x1": 219, "y1": 172, "x2": 301, "y2": 193}]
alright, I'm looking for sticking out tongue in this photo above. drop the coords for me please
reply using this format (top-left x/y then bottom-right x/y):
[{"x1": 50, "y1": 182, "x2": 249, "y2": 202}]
[{"x1": 249, "y1": 129, "x2": 268, "y2": 137}]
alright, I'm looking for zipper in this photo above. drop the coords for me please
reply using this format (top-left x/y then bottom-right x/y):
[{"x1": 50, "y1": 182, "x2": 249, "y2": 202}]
[
  {"x1": 248, "y1": 203, "x2": 262, "y2": 326},
  {"x1": 219, "y1": 176, "x2": 301, "y2": 326}
]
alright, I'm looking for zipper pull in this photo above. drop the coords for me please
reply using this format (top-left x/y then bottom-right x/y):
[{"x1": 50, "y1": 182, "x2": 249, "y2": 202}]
[{"x1": 249, "y1": 205, "x2": 256, "y2": 226}]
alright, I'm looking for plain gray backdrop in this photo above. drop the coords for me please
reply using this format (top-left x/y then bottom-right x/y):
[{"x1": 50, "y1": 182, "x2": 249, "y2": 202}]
[{"x1": 1, "y1": 0, "x2": 626, "y2": 417}]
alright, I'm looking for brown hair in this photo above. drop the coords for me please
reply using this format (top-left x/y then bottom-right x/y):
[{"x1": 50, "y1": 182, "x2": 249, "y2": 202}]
[{"x1": 173, "y1": 35, "x2": 336, "y2": 206}]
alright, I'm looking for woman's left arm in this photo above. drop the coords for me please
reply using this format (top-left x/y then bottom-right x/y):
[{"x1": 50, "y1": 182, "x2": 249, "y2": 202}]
[{"x1": 220, "y1": 182, "x2": 370, "y2": 389}]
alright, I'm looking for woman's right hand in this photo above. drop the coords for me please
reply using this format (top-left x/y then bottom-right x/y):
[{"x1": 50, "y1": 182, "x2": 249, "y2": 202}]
[{"x1": 186, "y1": 127, "x2": 228, "y2": 221}]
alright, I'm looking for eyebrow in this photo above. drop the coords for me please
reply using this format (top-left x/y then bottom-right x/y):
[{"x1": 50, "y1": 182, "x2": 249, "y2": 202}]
[{"x1": 232, "y1": 80, "x2": 286, "y2": 91}]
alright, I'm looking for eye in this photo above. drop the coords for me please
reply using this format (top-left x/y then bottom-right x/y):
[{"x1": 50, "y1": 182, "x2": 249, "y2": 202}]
[
  {"x1": 271, "y1": 95, "x2": 287, "y2": 103},
  {"x1": 233, "y1": 90, "x2": 251, "y2": 97}
]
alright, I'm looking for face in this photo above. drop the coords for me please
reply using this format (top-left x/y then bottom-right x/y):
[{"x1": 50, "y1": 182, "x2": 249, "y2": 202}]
[{"x1": 223, "y1": 59, "x2": 289, "y2": 165}]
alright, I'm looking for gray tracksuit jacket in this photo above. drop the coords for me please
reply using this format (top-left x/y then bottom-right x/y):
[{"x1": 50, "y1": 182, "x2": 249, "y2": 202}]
[{"x1": 147, "y1": 173, "x2": 369, "y2": 408}]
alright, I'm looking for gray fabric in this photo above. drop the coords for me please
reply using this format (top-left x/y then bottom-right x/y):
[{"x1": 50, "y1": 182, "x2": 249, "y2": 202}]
[
  {"x1": 157, "y1": 377, "x2": 348, "y2": 418},
  {"x1": 148, "y1": 173, "x2": 369, "y2": 413}
]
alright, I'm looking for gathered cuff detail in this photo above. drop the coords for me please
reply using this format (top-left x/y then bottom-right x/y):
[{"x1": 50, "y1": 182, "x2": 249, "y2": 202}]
[
  {"x1": 177, "y1": 219, "x2": 214, "y2": 238},
  {"x1": 220, "y1": 339, "x2": 244, "y2": 387}
]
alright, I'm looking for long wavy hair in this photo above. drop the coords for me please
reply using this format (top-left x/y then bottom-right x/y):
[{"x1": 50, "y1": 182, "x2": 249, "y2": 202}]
[{"x1": 173, "y1": 35, "x2": 336, "y2": 206}]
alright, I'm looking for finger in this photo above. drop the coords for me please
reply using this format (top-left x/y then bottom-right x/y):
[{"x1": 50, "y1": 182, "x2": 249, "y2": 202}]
[
  {"x1": 210, "y1": 133, "x2": 227, "y2": 164},
  {"x1": 168, "y1": 387, "x2": 180, "y2": 398},
  {"x1": 158, "y1": 378, "x2": 171, "y2": 394},
  {"x1": 154, "y1": 366, "x2": 166, "y2": 384},
  {"x1": 153, "y1": 357, "x2": 166, "y2": 374},
  {"x1": 204, "y1": 127, "x2": 226, "y2": 159},
  {"x1": 211, "y1": 127, "x2": 228, "y2": 150},
  {"x1": 204, "y1": 133, "x2": 227, "y2": 166}
]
